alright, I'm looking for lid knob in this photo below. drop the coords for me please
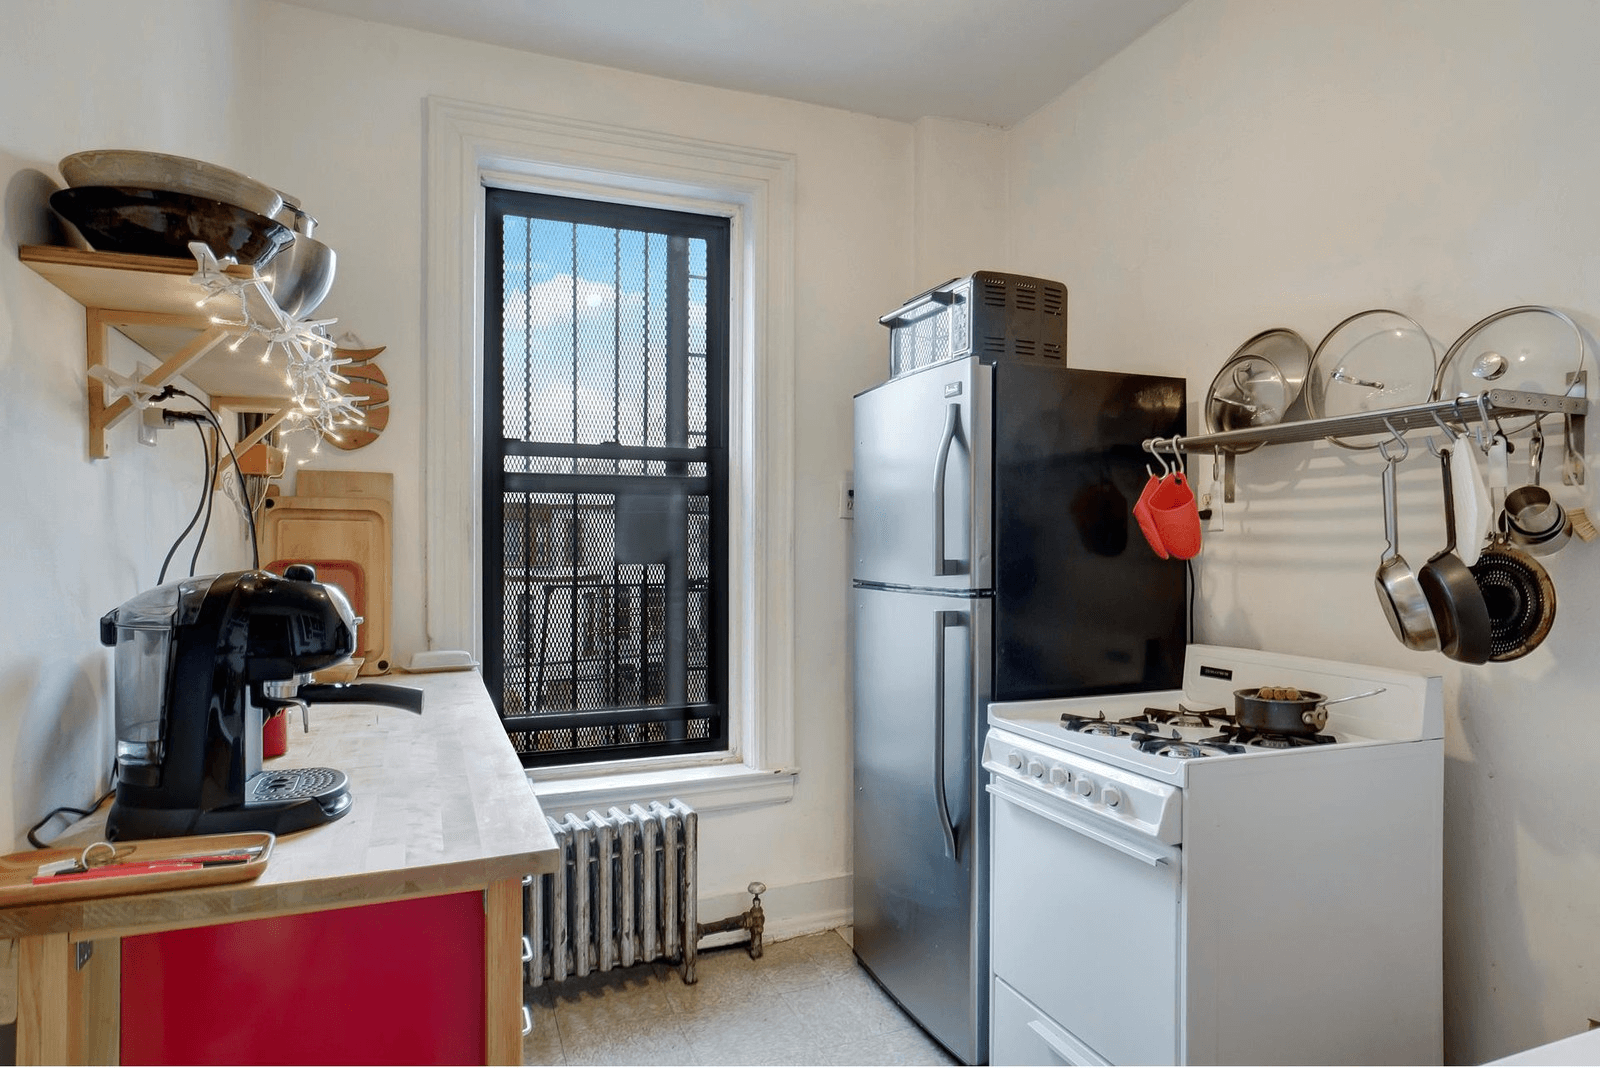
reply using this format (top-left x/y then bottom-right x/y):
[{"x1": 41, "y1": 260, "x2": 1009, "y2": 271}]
[{"x1": 283, "y1": 564, "x2": 317, "y2": 582}]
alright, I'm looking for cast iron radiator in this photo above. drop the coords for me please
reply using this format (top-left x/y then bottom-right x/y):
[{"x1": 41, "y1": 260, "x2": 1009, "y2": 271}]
[{"x1": 524, "y1": 798, "x2": 700, "y2": 987}]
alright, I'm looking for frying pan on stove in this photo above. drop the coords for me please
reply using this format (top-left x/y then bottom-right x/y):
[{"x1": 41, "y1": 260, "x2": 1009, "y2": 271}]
[{"x1": 1470, "y1": 534, "x2": 1557, "y2": 661}]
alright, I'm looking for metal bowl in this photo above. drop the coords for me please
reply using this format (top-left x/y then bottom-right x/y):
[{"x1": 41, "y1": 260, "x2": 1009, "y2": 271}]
[
  {"x1": 50, "y1": 186, "x2": 293, "y2": 267},
  {"x1": 59, "y1": 150, "x2": 282, "y2": 219},
  {"x1": 264, "y1": 234, "x2": 336, "y2": 318}
]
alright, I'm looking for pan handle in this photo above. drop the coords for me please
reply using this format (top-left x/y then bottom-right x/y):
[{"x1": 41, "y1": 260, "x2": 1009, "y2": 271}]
[{"x1": 1319, "y1": 686, "x2": 1387, "y2": 708}]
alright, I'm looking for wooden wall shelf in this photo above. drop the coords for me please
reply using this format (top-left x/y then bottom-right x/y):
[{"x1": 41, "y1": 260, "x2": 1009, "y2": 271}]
[{"x1": 20, "y1": 245, "x2": 295, "y2": 459}]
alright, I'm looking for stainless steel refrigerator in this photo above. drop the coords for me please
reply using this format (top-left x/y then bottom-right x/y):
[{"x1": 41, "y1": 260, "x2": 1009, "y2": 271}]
[{"x1": 851, "y1": 350, "x2": 1187, "y2": 1064}]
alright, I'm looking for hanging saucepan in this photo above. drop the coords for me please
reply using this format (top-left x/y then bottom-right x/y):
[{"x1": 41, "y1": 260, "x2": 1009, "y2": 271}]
[
  {"x1": 1233, "y1": 687, "x2": 1387, "y2": 735},
  {"x1": 1373, "y1": 429, "x2": 1441, "y2": 651},
  {"x1": 1417, "y1": 448, "x2": 1492, "y2": 664},
  {"x1": 1469, "y1": 533, "x2": 1558, "y2": 661}
]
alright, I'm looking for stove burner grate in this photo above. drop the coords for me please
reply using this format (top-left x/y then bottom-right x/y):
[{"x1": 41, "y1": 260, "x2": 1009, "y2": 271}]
[
  {"x1": 1133, "y1": 733, "x2": 1247, "y2": 759},
  {"x1": 250, "y1": 766, "x2": 348, "y2": 803},
  {"x1": 1143, "y1": 704, "x2": 1231, "y2": 729},
  {"x1": 1201, "y1": 726, "x2": 1337, "y2": 749}
]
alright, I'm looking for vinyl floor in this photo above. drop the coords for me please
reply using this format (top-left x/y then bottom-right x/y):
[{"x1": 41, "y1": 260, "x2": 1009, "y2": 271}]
[{"x1": 521, "y1": 929, "x2": 961, "y2": 1066}]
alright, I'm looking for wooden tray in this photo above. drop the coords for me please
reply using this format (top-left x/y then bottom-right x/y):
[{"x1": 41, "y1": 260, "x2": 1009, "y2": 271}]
[{"x1": 0, "y1": 832, "x2": 273, "y2": 907}]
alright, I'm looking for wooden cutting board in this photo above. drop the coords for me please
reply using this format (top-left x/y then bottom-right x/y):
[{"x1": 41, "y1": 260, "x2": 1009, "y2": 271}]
[{"x1": 261, "y1": 494, "x2": 393, "y2": 674}]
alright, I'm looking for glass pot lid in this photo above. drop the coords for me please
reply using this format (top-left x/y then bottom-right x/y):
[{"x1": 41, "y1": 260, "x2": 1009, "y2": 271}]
[
  {"x1": 1306, "y1": 309, "x2": 1438, "y2": 449},
  {"x1": 1434, "y1": 305, "x2": 1587, "y2": 435},
  {"x1": 1204, "y1": 352, "x2": 1291, "y2": 453}
]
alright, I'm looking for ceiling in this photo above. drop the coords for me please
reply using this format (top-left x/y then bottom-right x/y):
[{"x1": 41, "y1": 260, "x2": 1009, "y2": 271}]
[{"x1": 275, "y1": 0, "x2": 1186, "y2": 126}]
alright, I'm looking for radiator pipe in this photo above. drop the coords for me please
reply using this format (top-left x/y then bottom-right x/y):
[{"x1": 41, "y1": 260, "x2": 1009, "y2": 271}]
[{"x1": 695, "y1": 881, "x2": 766, "y2": 963}]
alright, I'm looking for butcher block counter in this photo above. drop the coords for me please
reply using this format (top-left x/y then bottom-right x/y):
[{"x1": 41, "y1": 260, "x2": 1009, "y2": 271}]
[{"x1": 1, "y1": 669, "x2": 558, "y2": 1065}]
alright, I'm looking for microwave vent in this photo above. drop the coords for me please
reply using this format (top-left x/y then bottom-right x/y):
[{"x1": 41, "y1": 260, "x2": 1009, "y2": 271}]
[{"x1": 882, "y1": 271, "x2": 1068, "y2": 376}]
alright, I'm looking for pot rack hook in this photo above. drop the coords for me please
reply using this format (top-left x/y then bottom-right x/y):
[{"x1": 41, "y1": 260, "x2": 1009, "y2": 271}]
[
  {"x1": 1143, "y1": 438, "x2": 1170, "y2": 478},
  {"x1": 1474, "y1": 393, "x2": 1494, "y2": 448},
  {"x1": 1376, "y1": 418, "x2": 1409, "y2": 464},
  {"x1": 1169, "y1": 437, "x2": 1186, "y2": 476}
]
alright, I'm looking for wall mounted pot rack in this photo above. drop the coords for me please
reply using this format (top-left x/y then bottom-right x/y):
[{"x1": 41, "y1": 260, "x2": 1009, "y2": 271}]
[{"x1": 1144, "y1": 383, "x2": 1587, "y2": 503}]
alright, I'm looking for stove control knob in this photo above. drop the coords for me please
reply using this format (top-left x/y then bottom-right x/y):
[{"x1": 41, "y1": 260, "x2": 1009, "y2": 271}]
[
  {"x1": 1048, "y1": 766, "x2": 1070, "y2": 786},
  {"x1": 1102, "y1": 785, "x2": 1123, "y2": 808},
  {"x1": 1074, "y1": 777, "x2": 1094, "y2": 797},
  {"x1": 1005, "y1": 751, "x2": 1023, "y2": 770},
  {"x1": 1027, "y1": 760, "x2": 1045, "y2": 779}
]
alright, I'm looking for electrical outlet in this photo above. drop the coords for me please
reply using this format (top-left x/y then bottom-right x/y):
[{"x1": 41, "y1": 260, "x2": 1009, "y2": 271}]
[
  {"x1": 839, "y1": 478, "x2": 854, "y2": 520},
  {"x1": 1200, "y1": 490, "x2": 1224, "y2": 532}
]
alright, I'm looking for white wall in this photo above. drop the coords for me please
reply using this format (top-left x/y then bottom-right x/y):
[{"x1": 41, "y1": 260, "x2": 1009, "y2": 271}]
[
  {"x1": 233, "y1": 2, "x2": 917, "y2": 932},
  {"x1": 0, "y1": 0, "x2": 255, "y2": 853},
  {"x1": 911, "y1": 117, "x2": 1007, "y2": 292},
  {"x1": 1005, "y1": 0, "x2": 1600, "y2": 1061}
]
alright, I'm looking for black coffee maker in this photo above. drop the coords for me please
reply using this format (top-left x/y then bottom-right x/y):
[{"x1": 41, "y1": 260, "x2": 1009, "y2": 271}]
[{"x1": 100, "y1": 565, "x2": 423, "y2": 840}]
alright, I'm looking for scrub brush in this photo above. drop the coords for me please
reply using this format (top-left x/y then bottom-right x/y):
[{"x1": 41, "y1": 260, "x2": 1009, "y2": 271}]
[{"x1": 1569, "y1": 507, "x2": 1598, "y2": 542}]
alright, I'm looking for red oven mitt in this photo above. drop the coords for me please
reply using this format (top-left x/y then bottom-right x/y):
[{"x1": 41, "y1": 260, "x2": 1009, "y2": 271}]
[
  {"x1": 1149, "y1": 472, "x2": 1203, "y2": 560},
  {"x1": 1132, "y1": 474, "x2": 1169, "y2": 559}
]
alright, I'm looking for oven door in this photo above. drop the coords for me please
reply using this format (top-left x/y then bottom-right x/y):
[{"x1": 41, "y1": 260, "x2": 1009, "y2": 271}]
[{"x1": 988, "y1": 777, "x2": 1181, "y2": 1066}]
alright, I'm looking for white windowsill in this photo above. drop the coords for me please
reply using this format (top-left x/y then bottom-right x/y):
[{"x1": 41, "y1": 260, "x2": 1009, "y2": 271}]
[{"x1": 529, "y1": 762, "x2": 797, "y2": 816}]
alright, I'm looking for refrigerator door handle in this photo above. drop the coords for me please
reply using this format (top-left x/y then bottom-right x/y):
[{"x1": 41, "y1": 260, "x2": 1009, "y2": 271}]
[
  {"x1": 932, "y1": 403, "x2": 963, "y2": 577},
  {"x1": 932, "y1": 609, "x2": 967, "y2": 860}
]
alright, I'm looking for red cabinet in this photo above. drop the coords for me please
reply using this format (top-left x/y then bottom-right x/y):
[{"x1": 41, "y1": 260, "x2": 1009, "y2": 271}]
[{"x1": 120, "y1": 892, "x2": 486, "y2": 1065}]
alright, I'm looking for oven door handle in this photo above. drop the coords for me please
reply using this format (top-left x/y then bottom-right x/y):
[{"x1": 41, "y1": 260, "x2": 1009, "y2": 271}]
[
  {"x1": 1027, "y1": 1020, "x2": 1104, "y2": 1066},
  {"x1": 987, "y1": 781, "x2": 1170, "y2": 867}
]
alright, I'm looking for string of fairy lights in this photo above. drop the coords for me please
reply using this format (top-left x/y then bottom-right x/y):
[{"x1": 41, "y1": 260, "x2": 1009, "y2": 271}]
[{"x1": 185, "y1": 241, "x2": 364, "y2": 447}]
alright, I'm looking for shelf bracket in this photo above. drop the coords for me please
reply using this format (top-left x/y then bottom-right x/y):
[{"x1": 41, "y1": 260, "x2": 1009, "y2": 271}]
[
  {"x1": 209, "y1": 400, "x2": 296, "y2": 490},
  {"x1": 86, "y1": 314, "x2": 233, "y2": 459}
]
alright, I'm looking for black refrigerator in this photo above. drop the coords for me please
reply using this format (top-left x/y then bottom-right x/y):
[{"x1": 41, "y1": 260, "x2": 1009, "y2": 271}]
[{"x1": 851, "y1": 339, "x2": 1186, "y2": 1064}]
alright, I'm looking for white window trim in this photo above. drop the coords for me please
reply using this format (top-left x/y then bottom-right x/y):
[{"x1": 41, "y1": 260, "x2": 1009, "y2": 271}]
[{"x1": 423, "y1": 97, "x2": 797, "y2": 811}]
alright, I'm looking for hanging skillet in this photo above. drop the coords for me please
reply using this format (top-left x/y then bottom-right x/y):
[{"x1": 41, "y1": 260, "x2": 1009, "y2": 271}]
[
  {"x1": 1469, "y1": 533, "x2": 1557, "y2": 661},
  {"x1": 1417, "y1": 448, "x2": 1491, "y2": 664}
]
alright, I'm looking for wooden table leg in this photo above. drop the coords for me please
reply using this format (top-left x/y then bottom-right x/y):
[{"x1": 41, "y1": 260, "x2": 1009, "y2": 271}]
[
  {"x1": 485, "y1": 877, "x2": 523, "y2": 1066},
  {"x1": 16, "y1": 933, "x2": 119, "y2": 1066},
  {"x1": 17, "y1": 933, "x2": 69, "y2": 1064}
]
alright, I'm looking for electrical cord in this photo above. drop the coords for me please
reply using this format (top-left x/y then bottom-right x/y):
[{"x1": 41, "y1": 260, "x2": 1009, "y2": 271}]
[
  {"x1": 1186, "y1": 558, "x2": 1196, "y2": 644},
  {"x1": 157, "y1": 387, "x2": 260, "y2": 569},
  {"x1": 188, "y1": 421, "x2": 219, "y2": 577},
  {"x1": 157, "y1": 416, "x2": 213, "y2": 585},
  {"x1": 27, "y1": 786, "x2": 116, "y2": 850}
]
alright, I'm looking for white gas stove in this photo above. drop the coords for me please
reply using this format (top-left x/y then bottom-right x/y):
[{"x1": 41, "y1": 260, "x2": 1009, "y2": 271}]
[{"x1": 984, "y1": 644, "x2": 1444, "y2": 1066}]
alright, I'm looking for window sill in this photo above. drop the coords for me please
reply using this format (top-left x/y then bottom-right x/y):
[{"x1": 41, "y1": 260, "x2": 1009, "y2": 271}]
[{"x1": 528, "y1": 762, "x2": 797, "y2": 816}]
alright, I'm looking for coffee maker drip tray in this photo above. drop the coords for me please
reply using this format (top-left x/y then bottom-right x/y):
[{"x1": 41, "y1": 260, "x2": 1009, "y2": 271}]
[{"x1": 250, "y1": 766, "x2": 348, "y2": 804}]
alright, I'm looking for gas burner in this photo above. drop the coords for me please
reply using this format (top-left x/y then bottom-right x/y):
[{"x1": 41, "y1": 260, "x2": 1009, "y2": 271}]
[
  {"x1": 1080, "y1": 721, "x2": 1142, "y2": 738},
  {"x1": 1142, "y1": 704, "x2": 1231, "y2": 729},
  {"x1": 1111, "y1": 718, "x2": 1169, "y2": 735},
  {"x1": 1201, "y1": 726, "x2": 1336, "y2": 749},
  {"x1": 1134, "y1": 735, "x2": 1247, "y2": 760}
]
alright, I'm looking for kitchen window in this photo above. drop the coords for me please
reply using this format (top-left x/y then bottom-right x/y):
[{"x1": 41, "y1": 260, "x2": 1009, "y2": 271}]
[
  {"x1": 482, "y1": 190, "x2": 730, "y2": 767},
  {"x1": 424, "y1": 98, "x2": 797, "y2": 811}
]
